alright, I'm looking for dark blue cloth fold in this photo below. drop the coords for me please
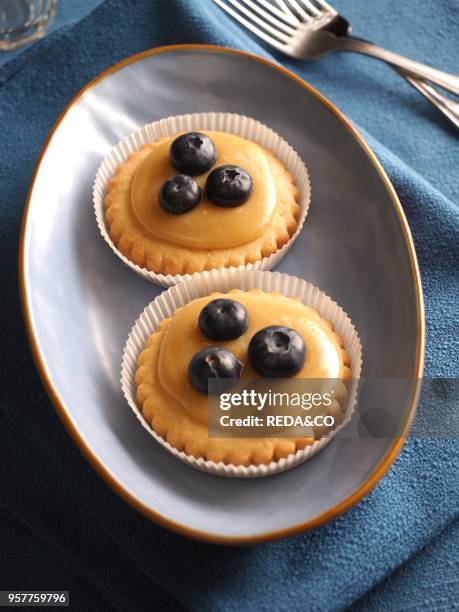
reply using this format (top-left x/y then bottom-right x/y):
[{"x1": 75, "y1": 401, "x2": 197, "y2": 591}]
[{"x1": 1, "y1": 0, "x2": 458, "y2": 610}]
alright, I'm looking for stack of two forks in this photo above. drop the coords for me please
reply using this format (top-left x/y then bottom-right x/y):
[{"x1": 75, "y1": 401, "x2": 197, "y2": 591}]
[{"x1": 214, "y1": 0, "x2": 459, "y2": 128}]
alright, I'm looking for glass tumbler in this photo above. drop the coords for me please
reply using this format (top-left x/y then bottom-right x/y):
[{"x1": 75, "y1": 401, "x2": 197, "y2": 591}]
[{"x1": 0, "y1": 0, "x2": 56, "y2": 50}]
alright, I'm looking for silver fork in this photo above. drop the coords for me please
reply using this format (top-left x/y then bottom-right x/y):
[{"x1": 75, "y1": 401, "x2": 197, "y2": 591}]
[{"x1": 213, "y1": 0, "x2": 459, "y2": 129}]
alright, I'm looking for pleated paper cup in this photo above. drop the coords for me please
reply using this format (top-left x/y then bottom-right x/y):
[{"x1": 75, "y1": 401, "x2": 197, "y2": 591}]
[
  {"x1": 94, "y1": 112, "x2": 311, "y2": 287},
  {"x1": 121, "y1": 270, "x2": 362, "y2": 478}
]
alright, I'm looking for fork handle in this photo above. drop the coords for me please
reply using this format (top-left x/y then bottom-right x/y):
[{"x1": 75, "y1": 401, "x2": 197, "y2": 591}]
[
  {"x1": 338, "y1": 37, "x2": 459, "y2": 97},
  {"x1": 399, "y1": 71, "x2": 459, "y2": 130}
]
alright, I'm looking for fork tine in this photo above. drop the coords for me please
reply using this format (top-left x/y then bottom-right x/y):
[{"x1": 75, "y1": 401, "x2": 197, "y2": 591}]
[
  {"x1": 272, "y1": 0, "x2": 300, "y2": 24},
  {"x1": 239, "y1": 0, "x2": 297, "y2": 34},
  {"x1": 217, "y1": 0, "x2": 291, "y2": 42},
  {"x1": 250, "y1": 0, "x2": 299, "y2": 26},
  {"x1": 213, "y1": 0, "x2": 289, "y2": 50},
  {"x1": 285, "y1": 0, "x2": 313, "y2": 20},
  {"x1": 297, "y1": 0, "x2": 321, "y2": 15},
  {"x1": 310, "y1": 0, "x2": 336, "y2": 12}
]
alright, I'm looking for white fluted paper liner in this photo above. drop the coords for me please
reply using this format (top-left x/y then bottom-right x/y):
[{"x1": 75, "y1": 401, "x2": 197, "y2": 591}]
[
  {"x1": 121, "y1": 270, "x2": 362, "y2": 478},
  {"x1": 94, "y1": 112, "x2": 310, "y2": 287}
]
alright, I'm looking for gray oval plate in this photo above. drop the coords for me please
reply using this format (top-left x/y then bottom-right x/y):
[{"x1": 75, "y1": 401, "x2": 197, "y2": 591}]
[{"x1": 20, "y1": 45, "x2": 424, "y2": 544}]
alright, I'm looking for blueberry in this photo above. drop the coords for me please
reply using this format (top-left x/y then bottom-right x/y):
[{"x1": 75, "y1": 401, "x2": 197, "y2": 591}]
[
  {"x1": 188, "y1": 347, "x2": 243, "y2": 395},
  {"x1": 248, "y1": 326, "x2": 306, "y2": 378},
  {"x1": 198, "y1": 299, "x2": 249, "y2": 341},
  {"x1": 159, "y1": 175, "x2": 201, "y2": 214},
  {"x1": 206, "y1": 165, "x2": 253, "y2": 207},
  {"x1": 170, "y1": 132, "x2": 217, "y2": 175}
]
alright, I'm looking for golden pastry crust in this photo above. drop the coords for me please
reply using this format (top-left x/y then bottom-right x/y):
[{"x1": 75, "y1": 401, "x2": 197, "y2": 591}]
[
  {"x1": 104, "y1": 136, "x2": 301, "y2": 276},
  {"x1": 135, "y1": 289, "x2": 352, "y2": 466}
]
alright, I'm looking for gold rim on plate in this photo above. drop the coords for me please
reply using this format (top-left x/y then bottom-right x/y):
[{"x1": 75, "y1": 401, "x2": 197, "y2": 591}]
[{"x1": 19, "y1": 44, "x2": 425, "y2": 545}]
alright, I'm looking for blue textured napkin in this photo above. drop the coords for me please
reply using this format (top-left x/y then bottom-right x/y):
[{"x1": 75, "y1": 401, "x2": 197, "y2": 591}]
[{"x1": 1, "y1": 0, "x2": 458, "y2": 610}]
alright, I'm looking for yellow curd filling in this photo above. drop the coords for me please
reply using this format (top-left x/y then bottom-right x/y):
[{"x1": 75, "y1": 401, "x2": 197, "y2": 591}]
[
  {"x1": 157, "y1": 290, "x2": 348, "y2": 423},
  {"x1": 130, "y1": 131, "x2": 276, "y2": 249}
]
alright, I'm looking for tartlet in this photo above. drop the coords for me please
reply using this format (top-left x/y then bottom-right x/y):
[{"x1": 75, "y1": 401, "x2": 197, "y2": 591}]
[
  {"x1": 104, "y1": 129, "x2": 301, "y2": 276},
  {"x1": 134, "y1": 288, "x2": 352, "y2": 467}
]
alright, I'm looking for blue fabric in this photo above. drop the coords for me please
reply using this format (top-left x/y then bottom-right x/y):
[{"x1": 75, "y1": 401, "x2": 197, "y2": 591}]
[{"x1": 1, "y1": 0, "x2": 458, "y2": 610}]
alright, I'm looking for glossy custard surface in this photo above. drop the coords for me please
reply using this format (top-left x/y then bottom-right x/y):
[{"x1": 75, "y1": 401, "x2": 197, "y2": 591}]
[
  {"x1": 158, "y1": 290, "x2": 346, "y2": 422},
  {"x1": 130, "y1": 131, "x2": 276, "y2": 249}
]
